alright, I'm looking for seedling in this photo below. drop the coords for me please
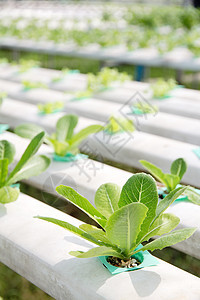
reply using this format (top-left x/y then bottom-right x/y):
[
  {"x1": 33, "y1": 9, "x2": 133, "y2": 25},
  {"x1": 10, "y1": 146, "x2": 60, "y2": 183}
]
[
  {"x1": 0, "y1": 91, "x2": 7, "y2": 106},
  {"x1": 74, "y1": 68, "x2": 131, "y2": 99},
  {"x1": 36, "y1": 173, "x2": 196, "y2": 263},
  {"x1": 105, "y1": 115, "x2": 135, "y2": 134},
  {"x1": 14, "y1": 114, "x2": 103, "y2": 157},
  {"x1": 22, "y1": 80, "x2": 47, "y2": 90},
  {"x1": 18, "y1": 59, "x2": 40, "y2": 73},
  {"x1": 0, "y1": 132, "x2": 50, "y2": 204},
  {"x1": 37, "y1": 101, "x2": 64, "y2": 114},
  {"x1": 140, "y1": 158, "x2": 200, "y2": 205},
  {"x1": 151, "y1": 78, "x2": 177, "y2": 98},
  {"x1": 132, "y1": 102, "x2": 158, "y2": 114}
]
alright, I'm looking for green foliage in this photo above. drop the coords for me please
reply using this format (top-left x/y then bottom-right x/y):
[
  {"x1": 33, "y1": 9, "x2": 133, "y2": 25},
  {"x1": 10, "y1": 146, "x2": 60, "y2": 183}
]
[
  {"x1": 14, "y1": 114, "x2": 103, "y2": 157},
  {"x1": 0, "y1": 132, "x2": 50, "y2": 204},
  {"x1": 18, "y1": 58, "x2": 40, "y2": 73},
  {"x1": 37, "y1": 101, "x2": 64, "y2": 114},
  {"x1": 22, "y1": 80, "x2": 47, "y2": 90},
  {"x1": 0, "y1": 91, "x2": 7, "y2": 106},
  {"x1": 105, "y1": 115, "x2": 135, "y2": 134},
  {"x1": 133, "y1": 102, "x2": 158, "y2": 114},
  {"x1": 75, "y1": 68, "x2": 131, "y2": 98},
  {"x1": 151, "y1": 78, "x2": 177, "y2": 98},
  {"x1": 140, "y1": 158, "x2": 187, "y2": 192},
  {"x1": 36, "y1": 173, "x2": 196, "y2": 261}
]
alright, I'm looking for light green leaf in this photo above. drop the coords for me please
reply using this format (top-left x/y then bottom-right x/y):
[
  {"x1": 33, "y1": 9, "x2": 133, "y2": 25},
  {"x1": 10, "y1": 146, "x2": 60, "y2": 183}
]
[
  {"x1": 155, "y1": 187, "x2": 187, "y2": 220},
  {"x1": 6, "y1": 132, "x2": 45, "y2": 185},
  {"x1": 105, "y1": 203, "x2": 148, "y2": 255},
  {"x1": 139, "y1": 160, "x2": 166, "y2": 185},
  {"x1": 184, "y1": 188, "x2": 200, "y2": 205},
  {"x1": 56, "y1": 185, "x2": 107, "y2": 227},
  {"x1": 0, "y1": 159, "x2": 8, "y2": 187},
  {"x1": 171, "y1": 158, "x2": 187, "y2": 180},
  {"x1": 48, "y1": 137, "x2": 69, "y2": 156},
  {"x1": 94, "y1": 183, "x2": 120, "y2": 218},
  {"x1": 14, "y1": 123, "x2": 45, "y2": 140},
  {"x1": 135, "y1": 228, "x2": 196, "y2": 254},
  {"x1": 70, "y1": 246, "x2": 123, "y2": 259},
  {"x1": 0, "y1": 186, "x2": 19, "y2": 204},
  {"x1": 7, "y1": 155, "x2": 50, "y2": 186},
  {"x1": 0, "y1": 140, "x2": 15, "y2": 164},
  {"x1": 79, "y1": 224, "x2": 111, "y2": 245},
  {"x1": 69, "y1": 125, "x2": 103, "y2": 147},
  {"x1": 164, "y1": 173, "x2": 180, "y2": 191},
  {"x1": 141, "y1": 213, "x2": 180, "y2": 242},
  {"x1": 119, "y1": 173, "x2": 158, "y2": 240},
  {"x1": 55, "y1": 115, "x2": 78, "y2": 142},
  {"x1": 36, "y1": 217, "x2": 105, "y2": 247}
]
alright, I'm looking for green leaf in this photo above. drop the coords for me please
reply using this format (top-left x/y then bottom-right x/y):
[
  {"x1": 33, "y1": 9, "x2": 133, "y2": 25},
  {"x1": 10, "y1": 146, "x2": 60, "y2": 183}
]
[
  {"x1": 7, "y1": 155, "x2": 50, "y2": 186},
  {"x1": 0, "y1": 186, "x2": 19, "y2": 204},
  {"x1": 69, "y1": 125, "x2": 103, "y2": 147},
  {"x1": 0, "y1": 140, "x2": 15, "y2": 164},
  {"x1": 139, "y1": 160, "x2": 166, "y2": 185},
  {"x1": 164, "y1": 173, "x2": 180, "y2": 191},
  {"x1": 36, "y1": 217, "x2": 105, "y2": 247},
  {"x1": 184, "y1": 188, "x2": 200, "y2": 205},
  {"x1": 6, "y1": 132, "x2": 45, "y2": 185},
  {"x1": 47, "y1": 137, "x2": 69, "y2": 156},
  {"x1": 105, "y1": 203, "x2": 148, "y2": 255},
  {"x1": 14, "y1": 123, "x2": 45, "y2": 140},
  {"x1": 155, "y1": 187, "x2": 187, "y2": 220},
  {"x1": 135, "y1": 227, "x2": 196, "y2": 254},
  {"x1": 79, "y1": 224, "x2": 111, "y2": 245},
  {"x1": 0, "y1": 159, "x2": 8, "y2": 187},
  {"x1": 56, "y1": 185, "x2": 107, "y2": 227},
  {"x1": 94, "y1": 183, "x2": 120, "y2": 218},
  {"x1": 171, "y1": 158, "x2": 187, "y2": 180},
  {"x1": 119, "y1": 173, "x2": 158, "y2": 240},
  {"x1": 141, "y1": 213, "x2": 180, "y2": 242},
  {"x1": 70, "y1": 246, "x2": 124, "y2": 259},
  {"x1": 55, "y1": 115, "x2": 78, "y2": 142}
]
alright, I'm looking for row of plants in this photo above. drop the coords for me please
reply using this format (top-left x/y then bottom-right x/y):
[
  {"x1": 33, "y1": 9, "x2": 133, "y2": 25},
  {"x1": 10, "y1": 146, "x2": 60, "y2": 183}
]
[
  {"x1": 1, "y1": 6, "x2": 200, "y2": 56},
  {"x1": 0, "y1": 112, "x2": 199, "y2": 274},
  {"x1": 0, "y1": 58, "x2": 178, "y2": 103}
]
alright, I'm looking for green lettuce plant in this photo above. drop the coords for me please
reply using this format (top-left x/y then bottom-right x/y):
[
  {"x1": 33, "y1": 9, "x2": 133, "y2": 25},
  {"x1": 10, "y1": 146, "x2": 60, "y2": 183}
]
[
  {"x1": 37, "y1": 101, "x2": 64, "y2": 114},
  {"x1": 151, "y1": 78, "x2": 177, "y2": 98},
  {"x1": 36, "y1": 173, "x2": 196, "y2": 262},
  {"x1": 132, "y1": 102, "x2": 158, "y2": 114},
  {"x1": 18, "y1": 59, "x2": 40, "y2": 73},
  {"x1": 74, "y1": 68, "x2": 131, "y2": 99},
  {"x1": 140, "y1": 159, "x2": 200, "y2": 205},
  {"x1": 0, "y1": 132, "x2": 50, "y2": 204},
  {"x1": 0, "y1": 91, "x2": 7, "y2": 106},
  {"x1": 105, "y1": 115, "x2": 135, "y2": 134},
  {"x1": 22, "y1": 80, "x2": 47, "y2": 90},
  {"x1": 14, "y1": 114, "x2": 103, "y2": 157}
]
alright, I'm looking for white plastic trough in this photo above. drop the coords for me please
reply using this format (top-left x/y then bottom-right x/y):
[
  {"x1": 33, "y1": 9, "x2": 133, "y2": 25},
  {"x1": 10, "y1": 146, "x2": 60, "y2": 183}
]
[
  {"x1": 1, "y1": 99, "x2": 200, "y2": 188},
  {"x1": 0, "y1": 78, "x2": 200, "y2": 145},
  {"x1": 1, "y1": 193, "x2": 200, "y2": 300},
  {"x1": 0, "y1": 64, "x2": 199, "y2": 121}
]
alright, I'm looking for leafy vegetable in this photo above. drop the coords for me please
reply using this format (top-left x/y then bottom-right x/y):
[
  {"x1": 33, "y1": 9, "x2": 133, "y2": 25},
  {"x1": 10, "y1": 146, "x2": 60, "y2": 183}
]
[
  {"x1": 37, "y1": 101, "x2": 64, "y2": 114},
  {"x1": 132, "y1": 102, "x2": 158, "y2": 114},
  {"x1": 74, "y1": 68, "x2": 131, "y2": 99},
  {"x1": 151, "y1": 78, "x2": 177, "y2": 98},
  {"x1": 105, "y1": 115, "x2": 135, "y2": 134},
  {"x1": 36, "y1": 173, "x2": 196, "y2": 261},
  {"x1": 140, "y1": 158, "x2": 187, "y2": 192},
  {"x1": 22, "y1": 80, "x2": 47, "y2": 90},
  {"x1": 15, "y1": 114, "x2": 103, "y2": 157},
  {"x1": 0, "y1": 132, "x2": 51, "y2": 203}
]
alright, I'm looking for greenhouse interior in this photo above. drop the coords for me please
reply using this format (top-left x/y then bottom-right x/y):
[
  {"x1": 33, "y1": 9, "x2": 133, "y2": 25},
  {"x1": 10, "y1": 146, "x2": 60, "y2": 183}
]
[{"x1": 0, "y1": 0, "x2": 200, "y2": 299}]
